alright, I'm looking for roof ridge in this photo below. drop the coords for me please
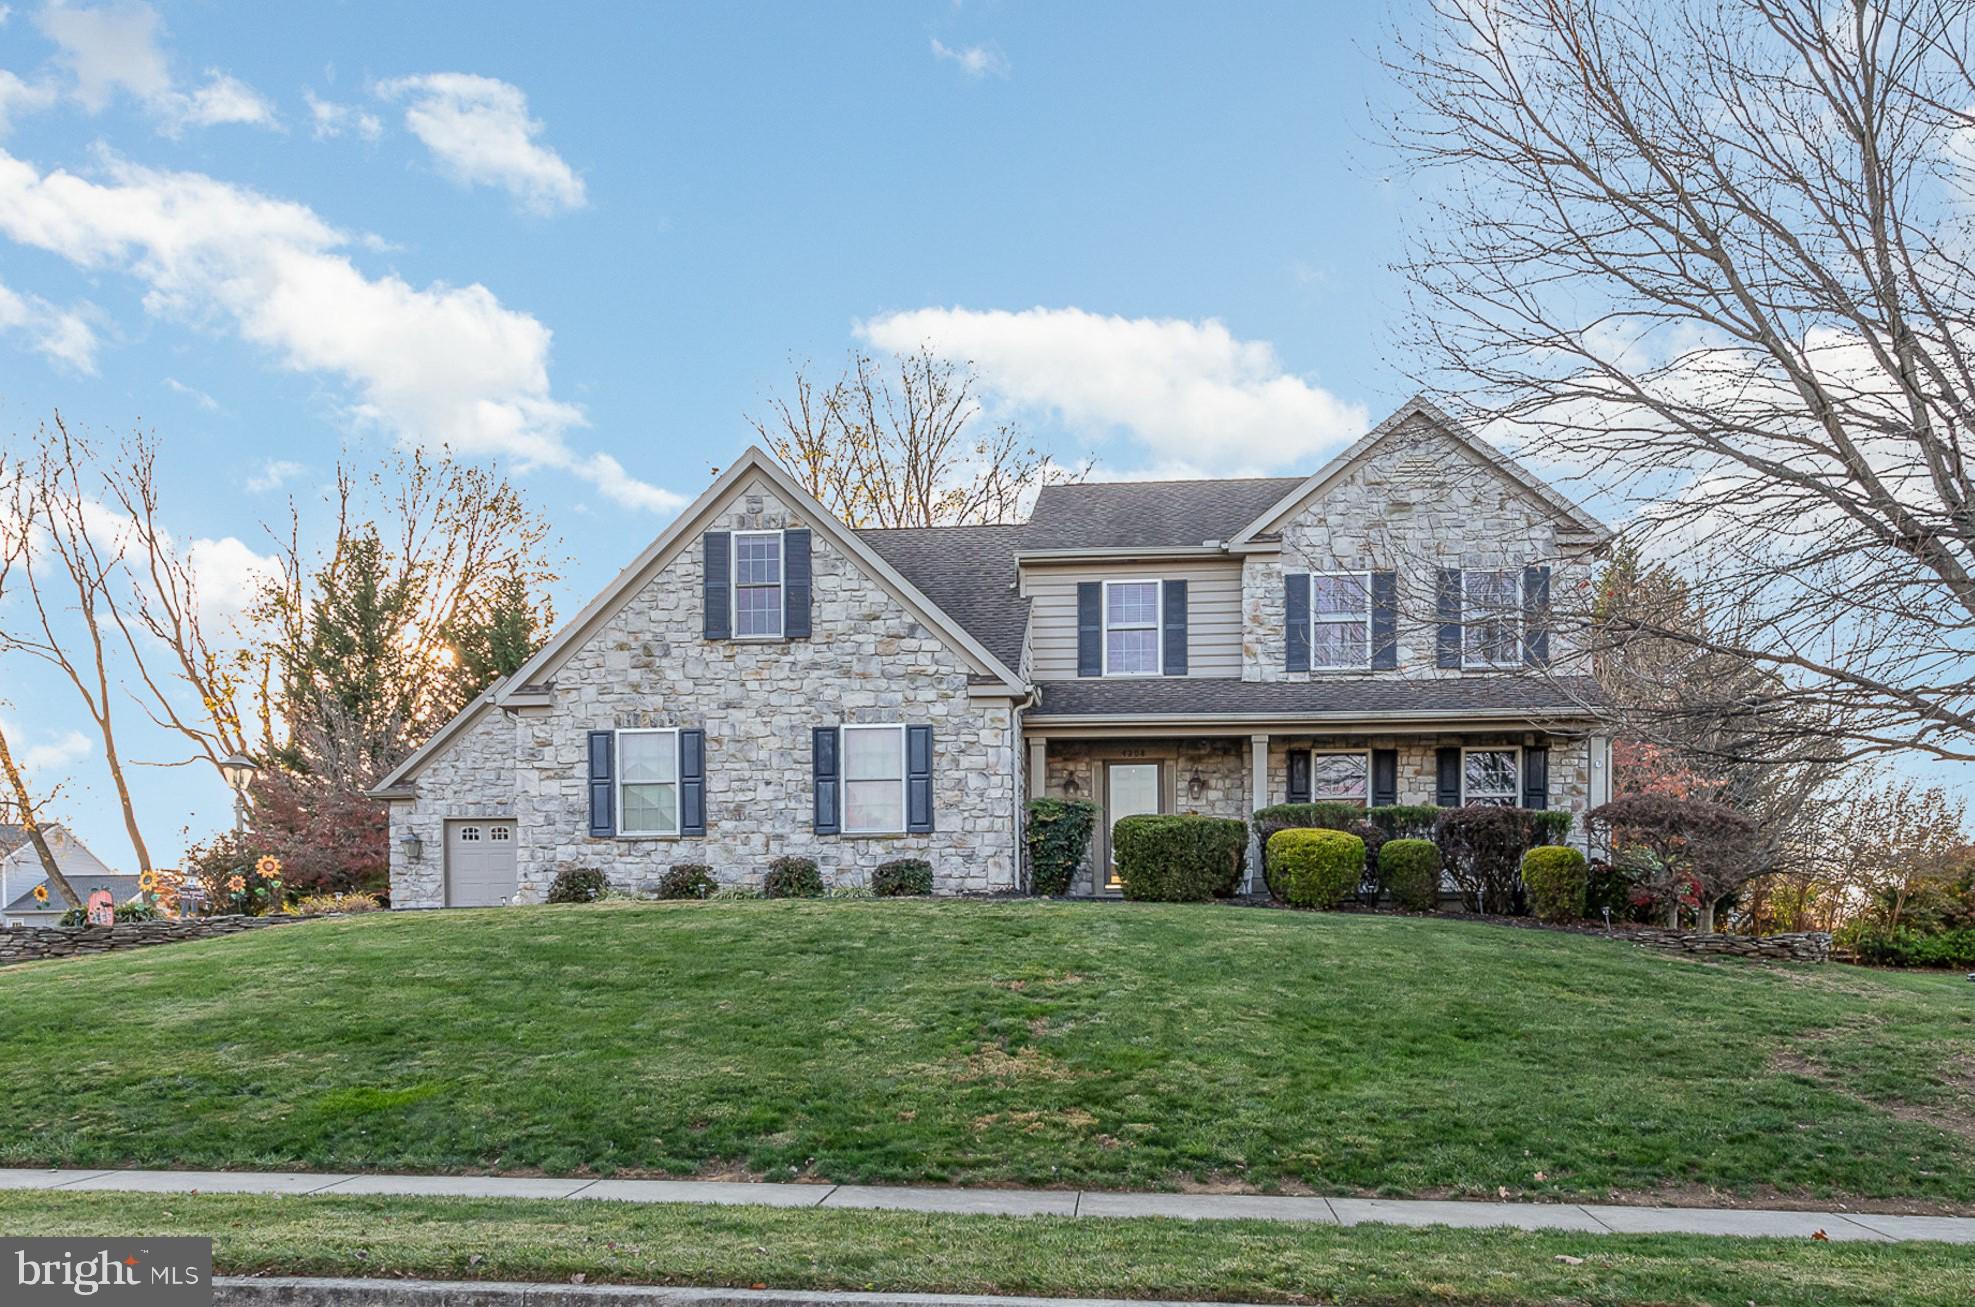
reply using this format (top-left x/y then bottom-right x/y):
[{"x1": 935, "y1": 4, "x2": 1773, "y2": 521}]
[{"x1": 1041, "y1": 473, "x2": 1304, "y2": 491}]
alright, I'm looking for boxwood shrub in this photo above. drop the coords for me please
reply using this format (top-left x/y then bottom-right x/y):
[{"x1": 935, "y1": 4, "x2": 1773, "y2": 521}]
[
  {"x1": 1267, "y1": 828, "x2": 1365, "y2": 910},
  {"x1": 1380, "y1": 838, "x2": 1442, "y2": 912},
  {"x1": 872, "y1": 858, "x2": 934, "y2": 897},
  {"x1": 546, "y1": 866, "x2": 607, "y2": 904},
  {"x1": 1253, "y1": 804, "x2": 1441, "y2": 901},
  {"x1": 1522, "y1": 845, "x2": 1589, "y2": 923},
  {"x1": 763, "y1": 855, "x2": 823, "y2": 898},
  {"x1": 1025, "y1": 798, "x2": 1098, "y2": 896},
  {"x1": 1113, "y1": 814, "x2": 1248, "y2": 902},
  {"x1": 657, "y1": 864, "x2": 716, "y2": 900}
]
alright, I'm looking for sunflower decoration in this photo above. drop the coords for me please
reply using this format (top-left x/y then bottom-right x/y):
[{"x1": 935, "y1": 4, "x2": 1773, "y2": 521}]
[
  {"x1": 32, "y1": 884, "x2": 48, "y2": 904},
  {"x1": 255, "y1": 855, "x2": 282, "y2": 879},
  {"x1": 227, "y1": 874, "x2": 246, "y2": 893},
  {"x1": 138, "y1": 869, "x2": 159, "y2": 893}
]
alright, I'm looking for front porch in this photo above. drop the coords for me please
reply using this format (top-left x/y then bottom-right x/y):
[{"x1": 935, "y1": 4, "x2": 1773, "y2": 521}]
[{"x1": 1024, "y1": 727, "x2": 1602, "y2": 897}]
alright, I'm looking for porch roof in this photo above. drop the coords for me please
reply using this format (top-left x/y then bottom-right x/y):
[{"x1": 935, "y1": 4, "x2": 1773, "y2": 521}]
[{"x1": 1026, "y1": 675, "x2": 1604, "y2": 725}]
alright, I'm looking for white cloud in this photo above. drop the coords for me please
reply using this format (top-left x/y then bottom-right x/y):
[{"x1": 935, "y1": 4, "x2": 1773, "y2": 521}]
[
  {"x1": 857, "y1": 306, "x2": 1368, "y2": 476},
  {"x1": 162, "y1": 375, "x2": 217, "y2": 410},
  {"x1": 375, "y1": 73, "x2": 585, "y2": 214},
  {"x1": 930, "y1": 38, "x2": 1010, "y2": 79},
  {"x1": 305, "y1": 90, "x2": 381, "y2": 141},
  {"x1": 0, "y1": 275, "x2": 97, "y2": 371},
  {"x1": 183, "y1": 533, "x2": 278, "y2": 627},
  {"x1": 0, "y1": 69, "x2": 58, "y2": 135},
  {"x1": 244, "y1": 457, "x2": 303, "y2": 493},
  {"x1": 0, "y1": 147, "x2": 681, "y2": 512},
  {"x1": 0, "y1": 720, "x2": 92, "y2": 774},
  {"x1": 34, "y1": 1, "x2": 276, "y2": 134}
]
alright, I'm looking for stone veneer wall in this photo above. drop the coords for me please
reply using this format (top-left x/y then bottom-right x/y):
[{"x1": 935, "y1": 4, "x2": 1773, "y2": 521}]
[
  {"x1": 390, "y1": 474, "x2": 1021, "y2": 906},
  {"x1": 1628, "y1": 928, "x2": 1831, "y2": 962},
  {"x1": 1242, "y1": 416, "x2": 1596, "y2": 683},
  {"x1": 0, "y1": 914, "x2": 302, "y2": 965}
]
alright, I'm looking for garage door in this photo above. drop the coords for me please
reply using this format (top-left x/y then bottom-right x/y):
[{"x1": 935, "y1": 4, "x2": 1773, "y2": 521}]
[{"x1": 446, "y1": 820, "x2": 518, "y2": 907}]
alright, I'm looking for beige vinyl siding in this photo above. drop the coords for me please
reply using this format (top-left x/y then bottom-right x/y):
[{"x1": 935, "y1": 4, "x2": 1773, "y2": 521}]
[{"x1": 1022, "y1": 559, "x2": 1244, "y2": 679}]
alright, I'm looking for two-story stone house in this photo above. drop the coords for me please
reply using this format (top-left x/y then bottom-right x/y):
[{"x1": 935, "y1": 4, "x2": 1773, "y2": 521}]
[{"x1": 374, "y1": 396, "x2": 1613, "y2": 905}]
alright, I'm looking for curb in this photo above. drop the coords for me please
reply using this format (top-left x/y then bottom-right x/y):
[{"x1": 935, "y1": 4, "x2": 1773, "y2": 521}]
[{"x1": 214, "y1": 1280, "x2": 1253, "y2": 1307}]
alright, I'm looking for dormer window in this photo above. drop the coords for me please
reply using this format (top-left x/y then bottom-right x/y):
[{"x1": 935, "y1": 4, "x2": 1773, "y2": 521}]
[
  {"x1": 732, "y1": 530, "x2": 784, "y2": 638},
  {"x1": 1103, "y1": 580, "x2": 1162, "y2": 676}
]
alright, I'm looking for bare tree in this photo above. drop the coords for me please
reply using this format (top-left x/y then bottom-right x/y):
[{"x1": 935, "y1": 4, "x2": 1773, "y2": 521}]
[
  {"x1": 1390, "y1": 0, "x2": 1975, "y2": 763},
  {"x1": 750, "y1": 347, "x2": 1086, "y2": 527}
]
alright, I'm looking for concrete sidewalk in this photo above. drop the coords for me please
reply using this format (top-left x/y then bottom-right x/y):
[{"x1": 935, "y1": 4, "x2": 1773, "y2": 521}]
[{"x1": 3, "y1": 1166, "x2": 1970, "y2": 1244}]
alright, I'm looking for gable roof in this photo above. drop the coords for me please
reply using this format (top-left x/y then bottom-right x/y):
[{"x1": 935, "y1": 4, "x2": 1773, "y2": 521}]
[
  {"x1": 4, "y1": 874, "x2": 143, "y2": 915},
  {"x1": 1021, "y1": 476, "x2": 1302, "y2": 551},
  {"x1": 857, "y1": 524, "x2": 1030, "y2": 672},
  {"x1": 1228, "y1": 395, "x2": 1612, "y2": 547}
]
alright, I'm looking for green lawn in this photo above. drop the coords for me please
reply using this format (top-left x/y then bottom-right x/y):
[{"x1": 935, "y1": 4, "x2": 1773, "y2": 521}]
[
  {"x1": 2, "y1": 899, "x2": 1971, "y2": 1204},
  {"x1": 3, "y1": 1191, "x2": 1969, "y2": 1307}
]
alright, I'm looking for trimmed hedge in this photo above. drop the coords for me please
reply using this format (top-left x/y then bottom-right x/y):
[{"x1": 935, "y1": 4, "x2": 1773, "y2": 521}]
[
  {"x1": 1268, "y1": 828, "x2": 1365, "y2": 910},
  {"x1": 546, "y1": 866, "x2": 607, "y2": 904},
  {"x1": 657, "y1": 864, "x2": 716, "y2": 900},
  {"x1": 1026, "y1": 798, "x2": 1099, "y2": 896},
  {"x1": 1522, "y1": 846, "x2": 1588, "y2": 924},
  {"x1": 1114, "y1": 814, "x2": 1248, "y2": 902},
  {"x1": 1253, "y1": 804, "x2": 1442, "y2": 901},
  {"x1": 873, "y1": 858, "x2": 934, "y2": 897},
  {"x1": 1435, "y1": 805, "x2": 1574, "y2": 915},
  {"x1": 1380, "y1": 839, "x2": 1442, "y2": 913},
  {"x1": 763, "y1": 856, "x2": 823, "y2": 899}
]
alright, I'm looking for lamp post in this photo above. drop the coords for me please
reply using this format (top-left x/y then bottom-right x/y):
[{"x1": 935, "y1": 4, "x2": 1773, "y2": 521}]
[{"x1": 217, "y1": 751, "x2": 259, "y2": 837}]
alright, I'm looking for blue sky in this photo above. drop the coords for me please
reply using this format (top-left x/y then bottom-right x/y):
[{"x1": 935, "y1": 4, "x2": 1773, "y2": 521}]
[{"x1": 45, "y1": 1, "x2": 1916, "y2": 869}]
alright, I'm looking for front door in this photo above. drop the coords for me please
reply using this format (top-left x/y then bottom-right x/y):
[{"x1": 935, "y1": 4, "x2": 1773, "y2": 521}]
[{"x1": 1103, "y1": 762, "x2": 1163, "y2": 891}]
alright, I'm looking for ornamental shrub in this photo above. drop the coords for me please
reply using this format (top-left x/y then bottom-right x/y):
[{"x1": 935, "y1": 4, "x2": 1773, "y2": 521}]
[
  {"x1": 1586, "y1": 794, "x2": 1760, "y2": 931},
  {"x1": 546, "y1": 865, "x2": 609, "y2": 904},
  {"x1": 1435, "y1": 805, "x2": 1563, "y2": 914},
  {"x1": 1254, "y1": 803, "x2": 1386, "y2": 900},
  {"x1": 763, "y1": 855, "x2": 824, "y2": 898},
  {"x1": 873, "y1": 858, "x2": 934, "y2": 897},
  {"x1": 1268, "y1": 828, "x2": 1365, "y2": 910},
  {"x1": 290, "y1": 891, "x2": 383, "y2": 916},
  {"x1": 1839, "y1": 923, "x2": 1975, "y2": 969},
  {"x1": 657, "y1": 863, "x2": 717, "y2": 900},
  {"x1": 1380, "y1": 839, "x2": 1442, "y2": 912},
  {"x1": 1522, "y1": 846, "x2": 1589, "y2": 924},
  {"x1": 1026, "y1": 798, "x2": 1099, "y2": 896},
  {"x1": 1366, "y1": 805, "x2": 1442, "y2": 841},
  {"x1": 1113, "y1": 814, "x2": 1248, "y2": 902}
]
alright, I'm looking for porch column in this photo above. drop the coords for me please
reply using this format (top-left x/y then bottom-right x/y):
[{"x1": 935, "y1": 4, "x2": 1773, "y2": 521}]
[
  {"x1": 1245, "y1": 733, "x2": 1269, "y2": 894},
  {"x1": 1028, "y1": 737, "x2": 1048, "y2": 801}
]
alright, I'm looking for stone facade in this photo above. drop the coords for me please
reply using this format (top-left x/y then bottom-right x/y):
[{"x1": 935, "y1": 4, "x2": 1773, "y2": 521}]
[
  {"x1": 1242, "y1": 417, "x2": 1595, "y2": 682},
  {"x1": 390, "y1": 474, "x2": 1021, "y2": 905}
]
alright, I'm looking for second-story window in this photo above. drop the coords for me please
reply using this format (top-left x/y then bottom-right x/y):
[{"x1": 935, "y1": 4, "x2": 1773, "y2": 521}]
[
  {"x1": 1311, "y1": 573, "x2": 1370, "y2": 670},
  {"x1": 733, "y1": 530, "x2": 784, "y2": 638},
  {"x1": 1103, "y1": 580, "x2": 1161, "y2": 676},
  {"x1": 1463, "y1": 568, "x2": 1520, "y2": 668}
]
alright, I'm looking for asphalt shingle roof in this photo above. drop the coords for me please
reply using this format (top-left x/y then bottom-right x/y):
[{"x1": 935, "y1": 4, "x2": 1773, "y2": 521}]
[
  {"x1": 3, "y1": 873, "x2": 143, "y2": 914},
  {"x1": 1021, "y1": 477, "x2": 1302, "y2": 550},
  {"x1": 1028, "y1": 676, "x2": 1605, "y2": 719},
  {"x1": 855, "y1": 524, "x2": 1032, "y2": 673}
]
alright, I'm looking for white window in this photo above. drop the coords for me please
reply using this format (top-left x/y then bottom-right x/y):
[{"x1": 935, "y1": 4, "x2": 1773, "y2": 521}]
[
  {"x1": 1464, "y1": 568, "x2": 1520, "y2": 668},
  {"x1": 618, "y1": 728, "x2": 680, "y2": 836},
  {"x1": 458, "y1": 826, "x2": 481, "y2": 842},
  {"x1": 1463, "y1": 748, "x2": 1519, "y2": 807},
  {"x1": 1103, "y1": 580, "x2": 1161, "y2": 676},
  {"x1": 842, "y1": 724, "x2": 906, "y2": 834},
  {"x1": 732, "y1": 531, "x2": 784, "y2": 638},
  {"x1": 490, "y1": 826, "x2": 511, "y2": 842},
  {"x1": 1311, "y1": 752, "x2": 1370, "y2": 804},
  {"x1": 1310, "y1": 573, "x2": 1371, "y2": 670}
]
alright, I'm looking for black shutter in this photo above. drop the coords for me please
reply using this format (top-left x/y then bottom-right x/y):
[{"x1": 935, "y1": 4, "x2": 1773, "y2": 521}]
[
  {"x1": 906, "y1": 725, "x2": 934, "y2": 833},
  {"x1": 1371, "y1": 748, "x2": 1398, "y2": 808},
  {"x1": 1370, "y1": 571, "x2": 1398, "y2": 670},
  {"x1": 1522, "y1": 745, "x2": 1550, "y2": 811},
  {"x1": 679, "y1": 729, "x2": 706, "y2": 836},
  {"x1": 1436, "y1": 568, "x2": 1463, "y2": 669},
  {"x1": 1287, "y1": 750, "x2": 1311, "y2": 804},
  {"x1": 1523, "y1": 565, "x2": 1551, "y2": 667},
  {"x1": 702, "y1": 531, "x2": 731, "y2": 640},
  {"x1": 1076, "y1": 582, "x2": 1102, "y2": 677},
  {"x1": 1435, "y1": 745, "x2": 1462, "y2": 807},
  {"x1": 1285, "y1": 573, "x2": 1310, "y2": 673},
  {"x1": 812, "y1": 727, "x2": 840, "y2": 834},
  {"x1": 784, "y1": 529, "x2": 812, "y2": 640},
  {"x1": 1162, "y1": 580, "x2": 1188, "y2": 676},
  {"x1": 587, "y1": 730, "x2": 615, "y2": 836}
]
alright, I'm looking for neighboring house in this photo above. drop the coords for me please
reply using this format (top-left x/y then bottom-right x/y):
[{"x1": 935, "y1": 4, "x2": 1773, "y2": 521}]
[
  {"x1": 0, "y1": 824, "x2": 132, "y2": 925},
  {"x1": 374, "y1": 396, "x2": 1615, "y2": 906}
]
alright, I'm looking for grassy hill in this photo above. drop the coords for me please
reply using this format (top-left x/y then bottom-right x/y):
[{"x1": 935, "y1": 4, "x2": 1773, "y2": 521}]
[{"x1": 2, "y1": 899, "x2": 1970, "y2": 1205}]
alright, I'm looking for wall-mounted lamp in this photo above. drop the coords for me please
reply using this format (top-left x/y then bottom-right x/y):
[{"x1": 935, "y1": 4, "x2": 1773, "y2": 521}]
[
  {"x1": 1187, "y1": 769, "x2": 1207, "y2": 802},
  {"x1": 1063, "y1": 773, "x2": 1082, "y2": 798},
  {"x1": 399, "y1": 831, "x2": 425, "y2": 864}
]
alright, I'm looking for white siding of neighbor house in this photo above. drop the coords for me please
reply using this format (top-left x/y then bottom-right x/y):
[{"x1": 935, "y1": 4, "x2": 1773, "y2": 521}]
[{"x1": 1023, "y1": 558, "x2": 1245, "y2": 679}]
